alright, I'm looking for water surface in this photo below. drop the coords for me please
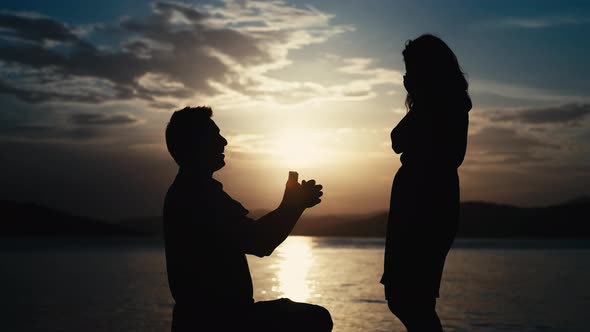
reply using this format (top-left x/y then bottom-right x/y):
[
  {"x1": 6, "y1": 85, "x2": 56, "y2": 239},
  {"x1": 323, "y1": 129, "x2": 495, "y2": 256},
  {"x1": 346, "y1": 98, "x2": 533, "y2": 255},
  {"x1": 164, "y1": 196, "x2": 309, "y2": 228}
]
[{"x1": 2, "y1": 237, "x2": 589, "y2": 332}]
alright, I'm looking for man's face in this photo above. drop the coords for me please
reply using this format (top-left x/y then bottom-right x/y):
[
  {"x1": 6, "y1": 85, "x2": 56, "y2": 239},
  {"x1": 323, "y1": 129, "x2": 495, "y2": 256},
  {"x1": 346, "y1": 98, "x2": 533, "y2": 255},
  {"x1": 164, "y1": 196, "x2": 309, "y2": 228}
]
[{"x1": 195, "y1": 119, "x2": 228, "y2": 172}]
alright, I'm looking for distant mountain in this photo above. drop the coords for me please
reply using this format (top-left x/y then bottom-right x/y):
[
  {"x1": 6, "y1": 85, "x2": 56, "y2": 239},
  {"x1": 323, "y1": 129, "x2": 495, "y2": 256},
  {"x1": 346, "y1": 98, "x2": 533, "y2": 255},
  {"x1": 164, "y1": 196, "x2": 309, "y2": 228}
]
[
  {"x1": 118, "y1": 216, "x2": 163, "y2": 237},
  {"x1": 291, "y1": 213, "x2": 387, "y2": 237},
  {"x1": 458, "y1": 199, "x2": 590, "y2": 237},
  {"x1": 291, "y1": 198, "x2": 590, "y2": 237},
  {"x1": 559, "y1": 195, "x2": 590, "y2": 205},
  {"x1": 2, "y1": 197, "x2": 589, "y2": 238},
  {"x1": 293, "y1": 196, "x2": 590, "y2": 238},
  {"x1": 117, "y1": 197, "x2": 590, "y2": 238},
  {"x1": 0, "y1": 200, "x2": 138, "y2": 237}
]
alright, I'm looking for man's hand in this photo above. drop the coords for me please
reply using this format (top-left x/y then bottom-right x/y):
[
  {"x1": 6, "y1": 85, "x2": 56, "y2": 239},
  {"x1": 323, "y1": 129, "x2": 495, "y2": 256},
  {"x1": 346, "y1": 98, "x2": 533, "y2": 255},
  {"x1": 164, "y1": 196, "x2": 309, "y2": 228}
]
[
  {"x1": 247, "y1": 174, "x2": 324, "y2": 257},
  {"x1": 300, "y1": 179, "x2": 323, "y2": 208},
  {"x1": 280, "y1": 174, "x2": 323, "y2": 210}
]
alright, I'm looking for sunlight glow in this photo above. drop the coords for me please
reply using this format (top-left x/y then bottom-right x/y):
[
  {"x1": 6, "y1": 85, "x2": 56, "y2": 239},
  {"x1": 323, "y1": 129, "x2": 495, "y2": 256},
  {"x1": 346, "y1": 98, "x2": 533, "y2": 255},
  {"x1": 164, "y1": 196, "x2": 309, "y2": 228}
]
[
  {"x1": 272, "y1": 237, "x2": 316, "y2": 302},
  {"x1": 273, "y1": 129, "x2": 326, "y2": 168}
]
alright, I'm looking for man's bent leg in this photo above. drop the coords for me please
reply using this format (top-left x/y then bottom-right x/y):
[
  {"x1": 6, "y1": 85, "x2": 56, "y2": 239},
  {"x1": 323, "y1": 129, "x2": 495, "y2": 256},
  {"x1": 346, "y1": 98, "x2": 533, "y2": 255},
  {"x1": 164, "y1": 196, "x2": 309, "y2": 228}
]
[
  {"x1": 172, "y1": 303, "x2": 249, "y2": 332},
  {"x1": 249, "y1": 298, "x2": 333, "y2": 332},
  {"x1": 172, "y1": 304, "x2": 198, "y2": 332}
]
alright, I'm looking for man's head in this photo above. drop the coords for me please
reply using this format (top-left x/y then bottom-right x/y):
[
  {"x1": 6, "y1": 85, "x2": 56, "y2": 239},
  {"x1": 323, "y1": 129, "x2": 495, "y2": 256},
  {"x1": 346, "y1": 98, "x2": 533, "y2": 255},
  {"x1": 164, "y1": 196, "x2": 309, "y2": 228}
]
[{"x1": 165, "y1": 106, "x2": 227, "y2": 173}]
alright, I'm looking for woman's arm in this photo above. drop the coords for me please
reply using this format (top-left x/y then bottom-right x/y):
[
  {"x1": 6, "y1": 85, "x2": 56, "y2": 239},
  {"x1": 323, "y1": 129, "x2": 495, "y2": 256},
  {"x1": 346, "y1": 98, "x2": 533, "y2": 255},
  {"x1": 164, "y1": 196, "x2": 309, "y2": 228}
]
[
  {"x1": 391, "y1": 111, "x2": 413, "y2": 154},
  {"x1": 391, "y1": 110, "x2": 428, "y2": 154}
]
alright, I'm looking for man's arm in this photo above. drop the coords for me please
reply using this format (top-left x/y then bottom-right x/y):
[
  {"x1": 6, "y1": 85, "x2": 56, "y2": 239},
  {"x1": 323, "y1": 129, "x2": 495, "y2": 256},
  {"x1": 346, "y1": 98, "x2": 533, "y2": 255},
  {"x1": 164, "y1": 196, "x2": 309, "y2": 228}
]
[{"x1": 240, "y1": 177, "x2": 322, "y2": 257}]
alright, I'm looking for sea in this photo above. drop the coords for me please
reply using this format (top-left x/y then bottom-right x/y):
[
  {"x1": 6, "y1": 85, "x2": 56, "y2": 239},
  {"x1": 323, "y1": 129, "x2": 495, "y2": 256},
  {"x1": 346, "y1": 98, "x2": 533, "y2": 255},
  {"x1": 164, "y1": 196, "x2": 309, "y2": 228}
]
[{"x1": 2, "y1": 237, "x2": 589, "y2": 332}]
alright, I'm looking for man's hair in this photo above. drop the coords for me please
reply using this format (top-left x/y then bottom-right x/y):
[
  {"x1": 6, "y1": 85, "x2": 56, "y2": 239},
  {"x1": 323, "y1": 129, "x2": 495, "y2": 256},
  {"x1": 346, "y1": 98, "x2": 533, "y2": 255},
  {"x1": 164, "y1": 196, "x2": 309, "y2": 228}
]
[{"x1": 165, "y1": 106, "x2": 213, "y2": 166}]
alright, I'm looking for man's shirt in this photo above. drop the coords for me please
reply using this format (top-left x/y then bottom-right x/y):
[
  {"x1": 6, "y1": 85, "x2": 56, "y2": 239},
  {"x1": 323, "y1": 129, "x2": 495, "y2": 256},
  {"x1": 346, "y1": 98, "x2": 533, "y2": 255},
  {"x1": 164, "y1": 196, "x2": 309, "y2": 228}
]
[{"x1": 163, "y1": 170, "x2": 254, "y2": 308}]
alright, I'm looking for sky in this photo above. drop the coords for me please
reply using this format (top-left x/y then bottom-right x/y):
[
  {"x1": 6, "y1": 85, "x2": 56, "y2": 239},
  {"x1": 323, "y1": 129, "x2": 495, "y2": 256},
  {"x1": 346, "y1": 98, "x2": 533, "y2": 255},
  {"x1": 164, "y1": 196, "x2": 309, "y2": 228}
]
[{"x1": 0, "y1": 0, "x2": 589, "y2": 220}]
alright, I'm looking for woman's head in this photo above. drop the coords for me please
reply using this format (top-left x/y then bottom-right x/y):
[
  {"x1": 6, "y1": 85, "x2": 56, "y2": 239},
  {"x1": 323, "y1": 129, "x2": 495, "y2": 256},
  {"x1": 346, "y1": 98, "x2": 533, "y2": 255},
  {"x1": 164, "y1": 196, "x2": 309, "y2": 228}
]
[{"x1": 402, "y1": 34, "x2": 471, "y2": 112}]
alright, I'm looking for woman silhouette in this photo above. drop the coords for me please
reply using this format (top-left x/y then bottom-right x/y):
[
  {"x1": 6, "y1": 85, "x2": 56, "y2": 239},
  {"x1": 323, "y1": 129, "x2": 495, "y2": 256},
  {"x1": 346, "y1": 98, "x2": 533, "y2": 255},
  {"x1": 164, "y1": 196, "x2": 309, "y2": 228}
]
[{"x1": 381, "y1": 34, "x2": 471, "y2": 332}]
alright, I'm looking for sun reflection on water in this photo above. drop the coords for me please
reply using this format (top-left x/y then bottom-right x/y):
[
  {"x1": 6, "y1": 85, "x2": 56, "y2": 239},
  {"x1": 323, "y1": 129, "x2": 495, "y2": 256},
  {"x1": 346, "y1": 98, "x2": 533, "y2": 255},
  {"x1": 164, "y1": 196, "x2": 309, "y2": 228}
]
[{"x1": 272, "y1": 237, "x2": 316, "y2": 302}]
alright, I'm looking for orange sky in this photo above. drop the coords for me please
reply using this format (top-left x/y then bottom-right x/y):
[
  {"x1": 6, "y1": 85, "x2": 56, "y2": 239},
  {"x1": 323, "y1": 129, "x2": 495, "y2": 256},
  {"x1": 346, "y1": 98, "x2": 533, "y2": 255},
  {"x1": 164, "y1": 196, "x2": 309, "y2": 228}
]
[{"x1": 0, "y1": 0, "x2": 589, "y2": 220}]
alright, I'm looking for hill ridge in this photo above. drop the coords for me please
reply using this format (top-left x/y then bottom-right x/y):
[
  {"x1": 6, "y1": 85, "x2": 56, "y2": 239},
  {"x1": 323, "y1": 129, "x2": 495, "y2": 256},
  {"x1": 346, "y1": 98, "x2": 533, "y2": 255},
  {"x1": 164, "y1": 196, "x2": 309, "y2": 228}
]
[{"x1": 2, "y1": 197, "x2": 588, "y2": 238}]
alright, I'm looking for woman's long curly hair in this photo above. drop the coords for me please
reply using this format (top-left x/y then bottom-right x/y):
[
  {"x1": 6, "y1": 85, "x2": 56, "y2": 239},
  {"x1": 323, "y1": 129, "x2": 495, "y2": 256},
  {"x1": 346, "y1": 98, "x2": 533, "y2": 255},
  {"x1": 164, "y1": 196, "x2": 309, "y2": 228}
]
[{"x1": 403, "y1": 34, "x2": 471, "y2": 113}]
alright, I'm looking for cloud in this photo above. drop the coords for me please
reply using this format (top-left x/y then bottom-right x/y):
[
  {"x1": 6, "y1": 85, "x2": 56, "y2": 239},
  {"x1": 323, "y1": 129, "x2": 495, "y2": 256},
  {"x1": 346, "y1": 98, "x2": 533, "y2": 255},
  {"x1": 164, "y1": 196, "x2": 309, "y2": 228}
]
[
  {"x1": 1, "y1": 124, "x2": 102, "y2": 141},
  {"x1": 460, "y1": 122, "x2": 590, "y2": 206},
  {"x1": 466, "y1": 102, "x2": 590, "y2": 182},
  {"x1": 469, "y1": 126, "x2": 549, "y2": 153},
  {"x1": 465, "y1": 126, "x2": 558, "y2": 166},
  {"x1": 0, "y1": 94, "x2": 143, "y2": 142},
  {"x1": 0, "y1": 11, "x2": 86, "y2": 45},
  {"x1": 470, "y1": 78, "x2": 589, "y2": 106},
  {"x1": 486, "y1": 103, "x2": 590, "y2": 126},
  {"x1": 69, "y1": 113, "x2": 139, "y2": 126},
  {"x1": 0, "y1": 1, "x2": 399, "y2": 111},
  {"x1": 224, "y1": 126, "x2": 393, "y2": 168},
  {"x1": 0, "y1": 5, "x2": 222, "y2": 103},
  {"x1": 477, "y1": 16, "x2": 590, "y2": 30},
  {"x1": 0, "y1": 66, "x2": 121, "y2": 103}
]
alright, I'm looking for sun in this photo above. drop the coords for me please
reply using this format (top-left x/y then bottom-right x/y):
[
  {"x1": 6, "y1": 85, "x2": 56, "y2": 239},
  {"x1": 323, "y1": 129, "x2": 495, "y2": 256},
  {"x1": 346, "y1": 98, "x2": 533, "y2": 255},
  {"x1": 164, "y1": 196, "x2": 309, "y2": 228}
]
[{"x1": 273, "y1": 129, "x2": 326, "y2": 168}]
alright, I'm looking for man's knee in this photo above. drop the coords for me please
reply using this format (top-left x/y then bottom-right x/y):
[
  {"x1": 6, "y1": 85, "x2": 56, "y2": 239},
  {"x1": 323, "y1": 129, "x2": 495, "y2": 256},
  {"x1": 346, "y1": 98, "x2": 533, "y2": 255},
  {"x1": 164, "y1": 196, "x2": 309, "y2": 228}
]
[
  {"x1": 255, "y1": 299, "x2": 332, "y2": 331},
  {"x1": 308, "y1": 305, "x2": 333, "y2": 331},
  {"x1": 292, "y1": 301, "x2": 332, "y2": 331}
]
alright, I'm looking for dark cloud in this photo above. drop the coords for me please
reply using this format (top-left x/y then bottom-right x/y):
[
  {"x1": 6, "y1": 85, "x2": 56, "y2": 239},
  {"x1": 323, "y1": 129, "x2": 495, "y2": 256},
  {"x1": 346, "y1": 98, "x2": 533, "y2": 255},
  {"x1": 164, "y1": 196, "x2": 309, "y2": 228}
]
[
  {"x1": 0, "y1": 78, "x2": 113, "y2": 103},
  {"x1": 0, "y1": 1, "x2": 356, "y2": 113},
  {"x1": 0, "y1": 3, "x2": 270, "y2": 104},
  {"x1": 1, "y1": 124, "x2": 102, "y2": 140},
  {"x1": 69, "y1": 113, "x2": 139, "y2": 126},
  {"x1": 0, "y1": 12, "x2": 83, "y2": 44},
  {"x1": 0, "y1": 44, "x2": 68, "y2": 68},
  {"x1": 459, "y1": 124, "x2": 589, "y2": 206},
  {"x1": 149, "y1": 101, "x2": 179, "y2": 110},
  {"x1": 152, "y1": 1, "x2": 208, "y2": 22},
  {"x1": 342, "y1": 89, "x2": 372, "y2": 98},
  {"x1": 487, "y1": 103, "x2": 590, "y2": 125},
  {"x1": 469, "y1": 126, "x2": 553, "y2": 153},
  {"x1": 464, "y1": 126, "x2": 558, "y2": 166}
]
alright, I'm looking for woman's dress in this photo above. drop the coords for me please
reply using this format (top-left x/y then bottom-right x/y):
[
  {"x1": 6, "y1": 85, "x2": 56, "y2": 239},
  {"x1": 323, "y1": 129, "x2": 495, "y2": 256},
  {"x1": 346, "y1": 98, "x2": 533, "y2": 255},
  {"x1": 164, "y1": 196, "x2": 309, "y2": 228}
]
[{"x1": 381, "y1": 105, "x2": 469, "y2": 299}]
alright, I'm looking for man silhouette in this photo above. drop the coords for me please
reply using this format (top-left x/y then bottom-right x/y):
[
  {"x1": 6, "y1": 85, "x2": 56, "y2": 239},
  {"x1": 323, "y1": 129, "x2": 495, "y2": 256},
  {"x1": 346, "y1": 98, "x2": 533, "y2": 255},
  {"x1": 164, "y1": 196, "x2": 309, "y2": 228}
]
[{"x1": 163, "y1": 106, "x2": 332, "y2": 332}]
